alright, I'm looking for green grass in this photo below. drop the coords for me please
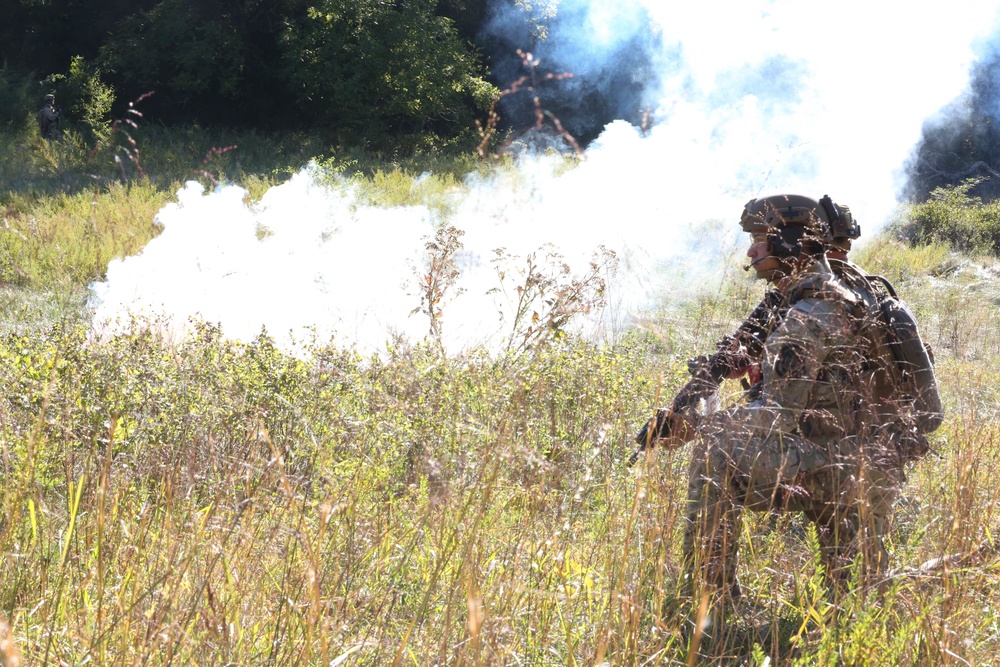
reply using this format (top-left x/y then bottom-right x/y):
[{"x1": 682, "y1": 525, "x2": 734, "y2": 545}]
[
  {"x1": 852, "y1": 235, "x2": 954, "y2": 285},
  {"x1": 1, "y1": 125, "x2": 999, "y2": 664},
  {"x1": 0, "y1": 124, "x2": 507, "y2": 333},
  {"x1": 0, "y1": 181, "x2": 166, "y2": 289},
  {"x1": 0, "y1": 123, "x2": 506, "y2": 288},
  {"x1": 1, "y1": 293, "x2": 997, "y2": 665}
]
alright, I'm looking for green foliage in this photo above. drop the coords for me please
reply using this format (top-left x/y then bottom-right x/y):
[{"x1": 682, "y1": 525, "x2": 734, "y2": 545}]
[
  {"x1": 282, "y1": 0, "x2": 498, "y2": 136},
  {"x1": 98, "y1": 0, "x2": 282, "y2": 117},
  {"x1": 0, "y1": 65, "x2": 37, "y2": 129},
  {"x1": 0, "y1": 0, "x2": 541, "y2": 143},
  {"x1": 0, "y1": 290, "x2": 997, "y2": 663},
  {"x1": 1, "y1": 143, "x2": 999, "y2": 663},
  {"x1": 852, "y1": 234, "x2": 953, "y2": 285},
  {"x1": 350, "y1": 168, "x2": 463, "y2": 212},
  {"x1": 437, "y1": 0, "x2": 491, "y2": 41},
  {"x1": 0, "y1": 122, "x2": 327, "y2": 205},
  {"x1": 896, "y1": 178, "x2": 1000, "y2": 255},
  {"x1": 91, "y1": 0, "x2": 501, "y2": 138},
  {"x1": 0, "y1": 124, "x2": 490, "y2": 295},
  {"x1": 514, "y1": 0, "x2": 561, "y2": 40},
  {"x1": 0, "y1": 181, "x2": 167, "y2": 288},
  {"x1": 0, "y1": 317, "x2": 663, "y2": 661},
  {"x1": 43, "y1": 56, "x2": 116, "y2": 143}
]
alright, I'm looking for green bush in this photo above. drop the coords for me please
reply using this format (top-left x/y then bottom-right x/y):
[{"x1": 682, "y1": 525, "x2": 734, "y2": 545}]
[
  {"x1": 281, "y1": 0, "x2": 498, "y2": 136},
  {"x1": 0, "y1": 66, "x2": 37, "y2": 129},
  {"x1": 43, "y1": 56, "x2": 116, "y2": 144},
  {"x1": 896, "y1": 178, "x2": 1000, "y2": 255}
]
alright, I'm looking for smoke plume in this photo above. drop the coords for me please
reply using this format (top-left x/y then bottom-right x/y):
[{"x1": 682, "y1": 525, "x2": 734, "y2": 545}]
[
  {"x1": 482, "y1": 0, "x2": 664, "y2": 144},
  {"x1": 90, "y1": 1, "x2": 1000, "y2": 354},
  {"x1": 904, "y1": 42, "x2": 1000, "y2": 201}
]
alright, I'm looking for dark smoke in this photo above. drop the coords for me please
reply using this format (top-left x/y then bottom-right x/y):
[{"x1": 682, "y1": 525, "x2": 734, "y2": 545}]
[
  {"x1": 903, "y1": 49, "x2": 1000, "y2": 202},
  {"x1": 481, "y1": 0, "x2": 667, "y2": 146}
]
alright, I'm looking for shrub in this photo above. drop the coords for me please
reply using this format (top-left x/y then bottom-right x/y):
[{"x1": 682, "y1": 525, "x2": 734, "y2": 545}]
[
  {"x1": 43, "y1": 55, "x2": 116, "y2": 144},
  {"x1": 895, "y1": 178, "x2": 1000, "y2": 256},
  {"x1": 851, "y1": 235, "x2": 953, "y2": 284},
  {"x1": 0, "y1": 66, "x2": 37, "y2": 129},
  {"x1": 281, "y1": 0, "x2": 498, "y2": 137}
]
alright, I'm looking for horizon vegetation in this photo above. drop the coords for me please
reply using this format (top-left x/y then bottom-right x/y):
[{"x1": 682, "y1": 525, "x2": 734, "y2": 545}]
[{"x1": 0, "y1": 122, "x2": 999, "y2": 665}]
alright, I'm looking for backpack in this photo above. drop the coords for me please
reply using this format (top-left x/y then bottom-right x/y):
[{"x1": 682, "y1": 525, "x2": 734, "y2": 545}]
[{"x1": 835, "y1": 261, "x2": 943, "y2": 459}]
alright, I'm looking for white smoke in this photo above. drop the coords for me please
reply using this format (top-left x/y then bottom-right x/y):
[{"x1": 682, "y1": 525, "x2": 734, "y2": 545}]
[
  {"x1": 90, "y1": 0, "x2": 1000, "y2": 353},
  {"x1": 91, "y1": 169, "x2": 437, "y2": 351}
]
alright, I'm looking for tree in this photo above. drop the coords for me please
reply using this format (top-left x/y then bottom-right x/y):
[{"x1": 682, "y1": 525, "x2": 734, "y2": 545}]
[
  {"x1": 2, "y1": 0, "x2": 501, "y2": 139},
  {"x1": 98, "y1": 0, "x2": 304, "y2": 125},
  {"x1": 281, "y1": 0, "x2": 496, "y2": 136},
  {"x1": 43, "y1": 55, "x2": 116, "y2": 142},
  {"x1": 0, "y1": 0, "x2": 160, "y2": 81}
]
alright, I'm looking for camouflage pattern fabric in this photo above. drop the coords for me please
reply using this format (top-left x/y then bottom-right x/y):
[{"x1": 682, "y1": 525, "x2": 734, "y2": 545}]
[
  {"x1": 682, "y1": 259, "x2": 904, "y2": 599},
  {"x1": 38, "y1": 105, "x2": 60, "y2": 140}
]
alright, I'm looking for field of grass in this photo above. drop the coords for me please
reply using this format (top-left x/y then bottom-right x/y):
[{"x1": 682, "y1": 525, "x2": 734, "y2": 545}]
[{"x1": 1, "y1": 126, "x2": 999, "y2": 665}]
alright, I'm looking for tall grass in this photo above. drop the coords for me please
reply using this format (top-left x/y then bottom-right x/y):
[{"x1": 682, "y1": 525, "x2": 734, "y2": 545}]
[
  {"x1": 0, "y1": 182, "x2": 166, "y2": 289},
  {"x1": 0, "y1": 258, "x2": 997, "y2": 664},
  {"x1": 1, "y1": 127, "x2": 999, "y2": 663}
]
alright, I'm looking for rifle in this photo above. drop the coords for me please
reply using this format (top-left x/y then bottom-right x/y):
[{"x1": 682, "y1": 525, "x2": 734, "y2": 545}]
[{"x1": 628, "y1": 289, "x2": 784, "y2": 466}]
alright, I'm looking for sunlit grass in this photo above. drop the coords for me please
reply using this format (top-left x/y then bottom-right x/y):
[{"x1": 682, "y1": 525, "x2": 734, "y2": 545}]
[
  {"x1": 852, "y1": 234, "x2": 953, "y2": 284},
  {"x1": 0, "y1": 261, "x2": 997, "y2": 664},
  {"x1": 1, "y1": 127, "x2": 999, "y2": 663},
  {"x1": 1, "y1": 181, "x2": 166, "y2": 288}
]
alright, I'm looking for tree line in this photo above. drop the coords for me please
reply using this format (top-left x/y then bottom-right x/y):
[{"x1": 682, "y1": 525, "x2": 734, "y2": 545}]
[{"x1": 1, "y1": 0, "x2": 552, "y2": 144}]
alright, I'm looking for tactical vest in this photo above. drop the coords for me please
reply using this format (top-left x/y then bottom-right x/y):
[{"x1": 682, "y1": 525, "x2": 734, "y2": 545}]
[{"x1": 832, "y1": 261, "x2": 943, "y2": 460}]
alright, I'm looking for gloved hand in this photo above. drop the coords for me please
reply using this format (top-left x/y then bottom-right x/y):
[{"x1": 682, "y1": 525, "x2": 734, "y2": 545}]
[{"x1": 634, "y1": 408, "x2": 696, "y2": 450}]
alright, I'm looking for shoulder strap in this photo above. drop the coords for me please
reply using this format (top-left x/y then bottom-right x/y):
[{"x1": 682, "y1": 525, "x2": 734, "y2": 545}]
[{"x1": 867, "y1": 273, "x2": 898, "y2": 298}]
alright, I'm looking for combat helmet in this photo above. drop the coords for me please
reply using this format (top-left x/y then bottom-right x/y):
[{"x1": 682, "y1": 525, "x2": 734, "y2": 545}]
[
  {"x1": 740, "y1": 194, "x2": 831, "y2": 259},
  {"x1": 43, "y1": 94, "x2": 55, "y2": 103}
]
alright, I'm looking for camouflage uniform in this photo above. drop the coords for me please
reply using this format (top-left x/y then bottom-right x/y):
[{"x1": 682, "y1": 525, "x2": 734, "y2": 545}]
[
  {"x1": 683, "y1": 257, "x2": 901, "y2": 598},
  {"x1": 38, "y1": 97, "x2": 60, "y2": 140}
]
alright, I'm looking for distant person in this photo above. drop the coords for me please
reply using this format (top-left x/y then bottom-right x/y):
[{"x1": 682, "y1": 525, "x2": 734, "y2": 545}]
[{"x1": 37, "y1": 94, "x2": 61, "y2": 140}]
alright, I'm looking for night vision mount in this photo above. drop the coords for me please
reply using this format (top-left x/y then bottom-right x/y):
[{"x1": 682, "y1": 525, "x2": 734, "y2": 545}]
[{"x1": 820, "y1": 194, "x2": 860, "y2": 241}]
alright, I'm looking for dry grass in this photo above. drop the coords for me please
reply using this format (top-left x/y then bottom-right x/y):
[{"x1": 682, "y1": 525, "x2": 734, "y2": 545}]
[
  {"x1": 0, "y1": 245, "x2": 996, "y2": 666},
  {"x1": 1, "y1": 133, "x2": 999, "y2": 663}
]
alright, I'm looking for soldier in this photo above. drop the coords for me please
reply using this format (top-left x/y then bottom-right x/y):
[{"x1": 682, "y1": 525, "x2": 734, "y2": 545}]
[
  {"x1": 630, "y1": 195, "x2": 861, "y2": 463},
  {"x1": 725, "y1": 195, "x2": 861, "y2": 390},
  {"x1": 37, "y1": 94, "x2": 61, "y2": 140},
  {"x1": 643, "y1": 194, "x2": 938, "y2": 613}
]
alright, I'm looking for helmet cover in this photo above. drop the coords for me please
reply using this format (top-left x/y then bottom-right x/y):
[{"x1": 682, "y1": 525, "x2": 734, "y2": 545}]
[{"x1": 740, "y1": 194, "x2": 831, "y2": 258}]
